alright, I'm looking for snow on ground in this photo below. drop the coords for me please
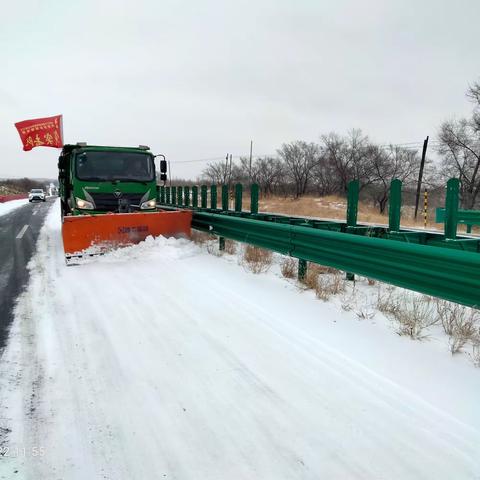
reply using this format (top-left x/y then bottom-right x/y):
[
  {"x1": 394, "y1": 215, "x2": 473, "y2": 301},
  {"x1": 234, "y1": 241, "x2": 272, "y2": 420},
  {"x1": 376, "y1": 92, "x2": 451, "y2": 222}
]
[
  {"x1": 0, "y1": 200, "x2": 480, "y2": 479},
  {"x1": 0, "y1": 199, "x2": 29, "y2": 217}
]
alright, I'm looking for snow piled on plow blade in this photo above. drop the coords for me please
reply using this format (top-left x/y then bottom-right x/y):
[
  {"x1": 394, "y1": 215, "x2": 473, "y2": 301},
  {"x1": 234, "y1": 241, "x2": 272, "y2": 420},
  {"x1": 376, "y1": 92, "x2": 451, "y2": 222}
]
[{"x1": 62, "y1": 208, "x2": 192, "y2": 259}]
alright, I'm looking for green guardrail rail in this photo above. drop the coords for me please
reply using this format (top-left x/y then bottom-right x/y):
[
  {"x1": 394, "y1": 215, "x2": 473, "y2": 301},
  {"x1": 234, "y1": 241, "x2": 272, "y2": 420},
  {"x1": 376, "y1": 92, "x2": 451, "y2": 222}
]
[
  {"x1": 436, "y1": 207, "x2": 480, "y2": 233},
  {"x1": 158, "y1": 178, "x2": 480, "y2": 308}
]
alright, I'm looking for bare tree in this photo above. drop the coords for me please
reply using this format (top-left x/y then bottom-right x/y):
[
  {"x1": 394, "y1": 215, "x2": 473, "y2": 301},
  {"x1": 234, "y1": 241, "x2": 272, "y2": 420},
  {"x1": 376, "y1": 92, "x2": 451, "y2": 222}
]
[
  {"x1": 277, "y1": 141, "x2": 320, "y2": 198},
  {"x1": 467, "y1": 80, "x2": 480, "y2": 132},
  {"x1": 437, "y1": 119, "x2": 480, "y2": 208},
  {"x1": 252, "y1": 157, "x2": 284, "y2": 195},
  {"x1": 320, "y1": 129, "x2": 375, "y2": 193},
  {"x1": 368, "y1": 146, "x2": 420, "y2": 212},
  {"x1": 202, "y1": 160, "x2": 232, "y2": 185}
]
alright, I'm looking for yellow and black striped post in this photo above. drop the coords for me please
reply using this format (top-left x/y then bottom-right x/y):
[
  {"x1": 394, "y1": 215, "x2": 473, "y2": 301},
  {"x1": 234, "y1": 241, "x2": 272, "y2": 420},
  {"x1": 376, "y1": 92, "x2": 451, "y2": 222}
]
[{"x1": 423, "y1": 189, "x2": 428, "y2": 228}]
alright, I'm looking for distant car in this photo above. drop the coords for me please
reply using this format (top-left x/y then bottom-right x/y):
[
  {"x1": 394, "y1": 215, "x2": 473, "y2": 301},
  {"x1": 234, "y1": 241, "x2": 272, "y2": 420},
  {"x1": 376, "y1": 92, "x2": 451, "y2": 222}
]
[{"x1": 29, "y1": 189, "x2": 46, "y2": 202}]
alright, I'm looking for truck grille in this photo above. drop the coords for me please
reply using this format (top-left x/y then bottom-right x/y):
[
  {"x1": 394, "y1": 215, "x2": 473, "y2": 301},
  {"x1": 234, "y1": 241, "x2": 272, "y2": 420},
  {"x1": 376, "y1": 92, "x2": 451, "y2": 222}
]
[{"x1": 90, "y1": 193, "x2": 144, "y2": 212}]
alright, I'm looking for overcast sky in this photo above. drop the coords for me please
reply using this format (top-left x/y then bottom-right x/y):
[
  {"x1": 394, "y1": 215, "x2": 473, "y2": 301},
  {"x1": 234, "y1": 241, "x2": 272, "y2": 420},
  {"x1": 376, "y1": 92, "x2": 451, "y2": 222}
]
[{"x1": 1, "y1": 0, "x2": 479, "y2": 180}]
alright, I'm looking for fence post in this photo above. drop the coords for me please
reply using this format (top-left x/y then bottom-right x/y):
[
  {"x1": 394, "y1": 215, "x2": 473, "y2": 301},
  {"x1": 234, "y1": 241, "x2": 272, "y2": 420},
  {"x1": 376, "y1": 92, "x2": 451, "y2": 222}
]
[
  {"x1": 219, "y1": 237, "x2": 225, "y2": 251},
  {"x1": 159, "y1": 186, "x2": 165, "y2": 204},
  {"x1": 222, "y1": 185, "x2": 229, "y2": 211},
  {"x1": 166, "y1": 186, "x2": 171, "y2": 204},
  {"x1": 346, "y1": 180, "x2": 359, "y2": 281},
  {"x1": 177, "y1": 186, "x2": 183, "y2": 206},
  {"x1": 211, "y1": 184, "x2": 217, "y2": 209},
  {"x1": 388, "y1": 179, "x2": 402, "y2": 231},
  {"x1": 184, "y1": 186, "x2": 190, "y2": 207},
  {"x1": 346, "y1": 180, "x2": 359, "y2": 227},
  {"x1": 171, "y1": 186, "x2": 177, "y2": 206},
  {"x1": 250, "y1": 184, "x2": 259, "y2": 214},
  {"x1": 192, "y1": 186, "x2": 198, "y2": 208},
  {"x1": 445, "y1": 178, "x2": 459, "y2": 240},
  {"x1": 201, "y1": 185, "x2": 208, "y2": 208},
  {"x1": 298, "y1": 259, "x2": 307, "y2": 281},
  {"x1": 235, "y1": 183, "x2": 243, "y2": 212}
]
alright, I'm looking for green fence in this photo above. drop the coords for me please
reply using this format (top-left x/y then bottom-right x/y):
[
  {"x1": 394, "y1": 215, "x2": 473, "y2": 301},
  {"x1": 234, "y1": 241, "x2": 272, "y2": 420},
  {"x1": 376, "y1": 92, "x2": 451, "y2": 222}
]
[
  {"x1": 158, "y1": 179, "x2": 480, "y2": 307},
  {"x1": 436, "y1": 207, "x2": 480, "y2": 233}
]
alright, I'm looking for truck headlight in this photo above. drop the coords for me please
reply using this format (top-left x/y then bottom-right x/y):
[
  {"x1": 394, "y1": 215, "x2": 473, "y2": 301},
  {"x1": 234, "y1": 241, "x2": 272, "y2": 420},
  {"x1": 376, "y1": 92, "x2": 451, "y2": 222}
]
[
  {"x1": 140, "y1": 199, "x2": 156, "y2": 209},
  {"x1": 76, "y1": 197, "x2": 94, "y2": 210}
]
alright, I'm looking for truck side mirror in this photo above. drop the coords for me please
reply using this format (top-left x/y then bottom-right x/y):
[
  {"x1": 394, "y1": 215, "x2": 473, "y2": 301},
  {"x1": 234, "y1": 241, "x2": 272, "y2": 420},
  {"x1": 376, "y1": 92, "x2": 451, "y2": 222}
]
[{"x1": 160, "y1": 160, "x2": 167, "y2": 173}]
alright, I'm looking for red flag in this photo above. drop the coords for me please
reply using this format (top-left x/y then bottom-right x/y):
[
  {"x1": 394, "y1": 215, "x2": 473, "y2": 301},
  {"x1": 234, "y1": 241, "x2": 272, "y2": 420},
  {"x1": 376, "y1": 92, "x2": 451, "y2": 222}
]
[{"x1": 14, "y1": 115, "x2": 63, "y2": 151}]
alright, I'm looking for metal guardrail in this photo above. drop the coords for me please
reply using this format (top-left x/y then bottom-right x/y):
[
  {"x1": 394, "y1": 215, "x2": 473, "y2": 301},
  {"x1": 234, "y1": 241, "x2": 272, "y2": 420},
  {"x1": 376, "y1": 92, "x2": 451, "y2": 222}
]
[
  {"x1": 158, "y1": 179, "x2": 480, "y2": 307},
  {"x1": 436, "y1": 207, "x2": 480, "y2": 233}
]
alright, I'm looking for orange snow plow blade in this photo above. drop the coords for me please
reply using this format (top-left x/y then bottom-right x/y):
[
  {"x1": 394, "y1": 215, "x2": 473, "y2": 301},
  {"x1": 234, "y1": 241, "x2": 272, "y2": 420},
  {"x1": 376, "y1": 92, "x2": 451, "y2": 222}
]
[{"x1": 62, "y1": 209, "x2": 192, "y2": 259}]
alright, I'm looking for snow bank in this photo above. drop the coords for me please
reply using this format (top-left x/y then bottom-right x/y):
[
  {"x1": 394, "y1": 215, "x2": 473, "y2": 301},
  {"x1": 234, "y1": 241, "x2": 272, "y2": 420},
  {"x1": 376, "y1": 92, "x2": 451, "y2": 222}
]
[
  {"x1": 1, "y1": 200, "x2": 479, "y2": 479},
  {"x1": 0, "y1": 198, "x2": 29, "y2": 217}
]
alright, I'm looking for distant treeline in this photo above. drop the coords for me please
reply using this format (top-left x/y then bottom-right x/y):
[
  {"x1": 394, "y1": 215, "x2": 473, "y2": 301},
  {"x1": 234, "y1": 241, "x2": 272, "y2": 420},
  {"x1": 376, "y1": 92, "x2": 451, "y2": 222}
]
[{"x1": 0, "y1": 178, "x2": 47, "y2": 193}]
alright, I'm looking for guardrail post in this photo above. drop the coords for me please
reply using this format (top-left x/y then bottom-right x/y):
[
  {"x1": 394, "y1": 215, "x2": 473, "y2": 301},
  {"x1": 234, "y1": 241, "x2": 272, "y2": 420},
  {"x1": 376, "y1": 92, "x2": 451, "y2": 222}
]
[
  {"x1": 346, "y1": 180, "x2": 359, "y2": 227},
  {"x1": 222, "y1": 185, "x2": 229, "y2": 211},
  {"x1": 235, "y1": 183, "x2": 243, "y2": 212},
  {"x1": 388, "y1": 179, "x2": 402, "y2": 231},
  {"x1": 346, "y1": 180, "x2": 359, "y2": 281},
  {"x1": 171, "y1": 186, "x2": 177, "y2": 206},
  {"x1": 166, "y1": 186, "x2": 171, "y2": 204},
  {"x1": 298, "y1": 259, "x2": 307, "y2": 281},
  {"x1": 184, "y1": 186, "x2": 190, "y2": 207},
  {"x1": 250, "y1": 184, "x2": 259, "y2": 214},
  {"x1": 201, "y1": 185, "x2": 208, "y2": 208},
  {"x1": 445, "y1": 178, "x2": 459, "y2": 240},
  {"x1": 177, "y1": 186, "x2": 183, "y2": 206},
  {"x1": 467, "y1": 224, "x2": 472, "y2": 234},
  {"x1": 219, "y1": 236, "x2": 225, "y2": 251},
  {"x1": 211, "y1": 184, "x2": 217, "y2": 209},
  {"x1": 192, "y1": 186, "x2": 198, "y2": 208},
  {"x1": 159, "y1": 186, "x2": 165, "y2": 204}
]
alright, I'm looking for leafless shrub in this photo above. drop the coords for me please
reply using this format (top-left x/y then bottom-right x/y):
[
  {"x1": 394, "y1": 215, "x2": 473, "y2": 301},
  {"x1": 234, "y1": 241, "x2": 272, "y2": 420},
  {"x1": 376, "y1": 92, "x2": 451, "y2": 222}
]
[
  {"x1": 376, "y1": 286, "x2": 401, "y2": 316},
  {"x1": 367, "y1": 278, "x2": 376, "y2": 286},
  {"x1": 241, "y1": 245, "x2": 273, "y2": 274},
  {"x1": 190, "y1": 230, "x2": 214, "y2": 245},
  {"x1": 435, "y1": 300, "x2": 479, "y2": 338},
  {"x1": 340, "y1": 287, "x2": 357, "y2": 311},
  {"x1": 356, "y1": 307, "x2": 376, "y2": 320},
  {"x1": 448, "y1": 312, "x2": 479, "y2": 354},
  {"x1": 315, "y1": 272, "x2": 346, "y2": 301},
  {"x1": 390, "y1": 294, "x2": 438, "y2": 339},
  {"x1": 280, "y1": 257, "x2": 296, "y2": 279},
  {"x1": 298, "y1": 264, "x2": 320, "y2": 290},
  {"x1": 206, "y1": 240, "x2": 222, "y2": 256},
  {"x1": 224, "y1": 239, "x2": 237, "y2": 255},
  {"x1": 470, "y1": 340, "x2": 480, "y2": 367}
]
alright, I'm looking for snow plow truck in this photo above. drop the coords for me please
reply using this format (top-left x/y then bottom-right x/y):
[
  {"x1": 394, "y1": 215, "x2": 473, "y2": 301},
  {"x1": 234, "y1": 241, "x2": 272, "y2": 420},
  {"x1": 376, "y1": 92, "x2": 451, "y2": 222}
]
[{"x1": 58, "y1": 143, "x2": 191, "y2": 262}]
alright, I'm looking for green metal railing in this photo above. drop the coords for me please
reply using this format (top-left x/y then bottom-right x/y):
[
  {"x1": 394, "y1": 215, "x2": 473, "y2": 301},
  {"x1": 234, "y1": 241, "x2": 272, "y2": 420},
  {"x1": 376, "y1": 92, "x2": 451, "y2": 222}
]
[
  {"x1": 436, "y1": 206, "x2": 480, "y2": 234},
  {"x1": 158, "y1": 180, "x2": 480, "y2": 307}
]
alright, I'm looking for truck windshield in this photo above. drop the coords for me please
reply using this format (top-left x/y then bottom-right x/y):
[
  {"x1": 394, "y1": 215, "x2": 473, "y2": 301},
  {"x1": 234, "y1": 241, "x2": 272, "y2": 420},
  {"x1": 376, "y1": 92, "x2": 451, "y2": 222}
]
[{"x1": 75, "y1": 151, "x2": 155, "y2": 182}]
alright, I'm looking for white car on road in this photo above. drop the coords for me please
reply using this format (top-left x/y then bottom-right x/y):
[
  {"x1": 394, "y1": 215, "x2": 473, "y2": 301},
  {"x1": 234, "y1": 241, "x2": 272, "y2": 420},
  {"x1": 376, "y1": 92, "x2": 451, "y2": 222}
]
[{"x1": 29, "y1": 189, "x2": 46, "y2": 202}]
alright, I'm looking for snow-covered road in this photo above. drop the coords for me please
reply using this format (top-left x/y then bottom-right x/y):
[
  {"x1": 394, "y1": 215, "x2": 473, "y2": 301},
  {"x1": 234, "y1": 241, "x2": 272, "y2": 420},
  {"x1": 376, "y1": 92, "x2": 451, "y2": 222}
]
[
  {"x1": 1, "y1": 200, "x2": 479, "y2": 479},
  {"x1": 0, "y1": 198, "x2": 29, "y2": 218}
]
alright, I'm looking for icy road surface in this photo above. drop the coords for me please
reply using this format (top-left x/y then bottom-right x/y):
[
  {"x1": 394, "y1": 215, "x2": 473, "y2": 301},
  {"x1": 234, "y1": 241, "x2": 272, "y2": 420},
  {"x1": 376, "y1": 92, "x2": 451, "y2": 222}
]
[{"x1": 1, "y1": 200, "x2": 480, "y2": 480}]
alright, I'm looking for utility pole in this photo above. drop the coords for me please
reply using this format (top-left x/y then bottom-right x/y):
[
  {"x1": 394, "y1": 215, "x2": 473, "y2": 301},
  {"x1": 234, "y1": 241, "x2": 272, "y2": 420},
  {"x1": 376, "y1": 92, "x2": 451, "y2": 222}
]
[
  {"x1": 414, "y1": 136, "x2": 429, "y2": 219},
  {"x1": 225, "y1": 154, "x2": 229, "y2": 185},
  {"x1": 249, "y1": 140, "x2": 253, "y2": 181}
]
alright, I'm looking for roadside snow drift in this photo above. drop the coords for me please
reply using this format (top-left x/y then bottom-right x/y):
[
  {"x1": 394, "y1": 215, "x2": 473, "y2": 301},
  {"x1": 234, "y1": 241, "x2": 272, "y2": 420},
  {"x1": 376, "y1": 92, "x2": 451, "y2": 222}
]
[
  {"x1": 1, "y1": 200, "x2": 479, "y2": 479},
  {"x1": 0, "y1": 198, "x2": 29, "y2": 217}
]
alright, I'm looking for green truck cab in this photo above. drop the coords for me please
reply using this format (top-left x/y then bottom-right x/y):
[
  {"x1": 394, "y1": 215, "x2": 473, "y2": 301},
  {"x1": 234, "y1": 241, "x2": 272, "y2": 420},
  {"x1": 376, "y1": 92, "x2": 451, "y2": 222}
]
[{"x1": 58, "y1": 143, "x2": 164, "y2": 217}]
